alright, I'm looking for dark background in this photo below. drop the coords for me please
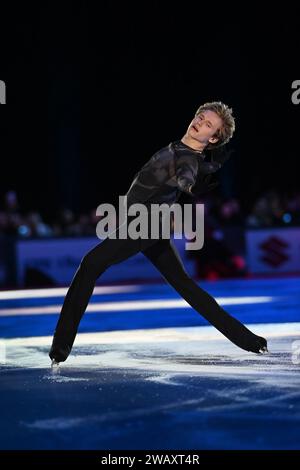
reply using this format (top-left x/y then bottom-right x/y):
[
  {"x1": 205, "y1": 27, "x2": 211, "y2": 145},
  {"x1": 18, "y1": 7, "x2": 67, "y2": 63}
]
[{"x1": 0, "y1": 2, "x2": 299, "y2": 221}]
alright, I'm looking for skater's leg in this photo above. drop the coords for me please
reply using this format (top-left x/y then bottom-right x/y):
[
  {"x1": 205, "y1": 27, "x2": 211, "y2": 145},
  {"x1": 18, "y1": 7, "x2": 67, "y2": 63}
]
[
  {"x1": 49, "y1": 224, "x2": 144, "y2": 362},
  {"x1": 142, "y1": 238, "x2": 267, "y2": 353}
]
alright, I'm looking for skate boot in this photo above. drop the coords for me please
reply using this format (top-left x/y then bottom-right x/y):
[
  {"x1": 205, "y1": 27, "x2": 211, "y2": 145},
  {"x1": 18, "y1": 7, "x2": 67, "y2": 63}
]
[
  {"x1": 258, "y1": 344, "x2": 268, "y2": 354},
  {"x1": 49, "y1": 342, "x2": 71, "y2": 363},
  {"x1": 250, "y1": 335, "x2": 269, "y2": 354}
]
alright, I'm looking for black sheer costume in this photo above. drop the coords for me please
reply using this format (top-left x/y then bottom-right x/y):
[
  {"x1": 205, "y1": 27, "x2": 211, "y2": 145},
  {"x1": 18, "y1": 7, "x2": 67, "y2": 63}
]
[
  {"x1": 124, "y1": 140, "x2": 221, "y2": 210},
  {"x1": 49, "y1": 140, "x2": 267, "y2": 363}
]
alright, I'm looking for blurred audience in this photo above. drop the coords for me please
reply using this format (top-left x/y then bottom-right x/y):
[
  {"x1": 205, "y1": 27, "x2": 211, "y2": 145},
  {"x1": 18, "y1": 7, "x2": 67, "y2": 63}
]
[{"x1": 1, "y1": 189, "x2": 299, "y2": 282}]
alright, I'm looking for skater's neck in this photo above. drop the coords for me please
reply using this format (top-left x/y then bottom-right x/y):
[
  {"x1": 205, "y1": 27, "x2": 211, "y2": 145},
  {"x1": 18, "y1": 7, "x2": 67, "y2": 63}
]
[{"x1": 180, "y1": 135, "x2": 206, "y2": 154}]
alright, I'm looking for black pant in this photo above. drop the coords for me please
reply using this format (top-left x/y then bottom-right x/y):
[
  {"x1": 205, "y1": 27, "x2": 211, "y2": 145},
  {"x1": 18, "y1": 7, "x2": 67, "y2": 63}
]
[{"x1": 49, "y1": 215, "x2": 266, "y2": 362}]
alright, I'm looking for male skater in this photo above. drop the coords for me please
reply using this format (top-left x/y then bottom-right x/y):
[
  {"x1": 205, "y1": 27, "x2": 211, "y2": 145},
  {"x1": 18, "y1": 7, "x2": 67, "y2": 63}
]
[{"x1": 49, "y1": 101, "x2": 268, "y2": 365}]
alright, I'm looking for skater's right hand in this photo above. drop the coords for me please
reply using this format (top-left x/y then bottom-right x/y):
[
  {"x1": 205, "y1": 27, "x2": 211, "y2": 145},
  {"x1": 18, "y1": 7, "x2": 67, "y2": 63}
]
[{"x1": 190, "y1": 174, "x2": 220, "y2": 196}]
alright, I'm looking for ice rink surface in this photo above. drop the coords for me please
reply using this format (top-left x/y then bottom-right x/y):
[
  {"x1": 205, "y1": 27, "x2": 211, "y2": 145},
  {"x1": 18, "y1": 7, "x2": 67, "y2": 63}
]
[{"x1": 0, "y1": 277, "x2": 299, "y2": 449}]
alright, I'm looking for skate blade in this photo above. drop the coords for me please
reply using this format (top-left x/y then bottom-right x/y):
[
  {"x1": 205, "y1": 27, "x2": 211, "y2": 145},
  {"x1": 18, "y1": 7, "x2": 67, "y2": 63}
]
[
  {"x1": 258, "y1": 346, "x2": 269, "y2": 354},
  {"x1": 51, "y1": 359, "x2": 60, "y2": 368}
]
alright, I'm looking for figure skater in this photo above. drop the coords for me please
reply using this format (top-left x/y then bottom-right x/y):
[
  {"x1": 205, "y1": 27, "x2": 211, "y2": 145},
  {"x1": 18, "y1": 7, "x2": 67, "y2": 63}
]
[{"x1": 49, "y1": 101, "x2": 268, "y2": 365}]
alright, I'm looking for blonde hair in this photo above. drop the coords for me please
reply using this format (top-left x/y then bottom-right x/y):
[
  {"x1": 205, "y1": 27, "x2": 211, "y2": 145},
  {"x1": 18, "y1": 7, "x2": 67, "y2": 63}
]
[{"x1": 195, "y1": 101, "x2": 235, "y2": 149}]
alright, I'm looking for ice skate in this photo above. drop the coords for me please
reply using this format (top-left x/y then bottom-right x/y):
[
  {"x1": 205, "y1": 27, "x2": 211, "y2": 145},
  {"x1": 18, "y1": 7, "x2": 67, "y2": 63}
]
[
  {"x1": 49, "y1": 342, "x2": 71, "y2": 363},
  {"x1": 51, "y1": 358, "x2": 60, "y2": 368},
  {"x1": 258, "y1": 345, "x2": 269, "y2": 354},
  {"x1": 253, "y1": 336, "x2": 268, "y2": 354}
]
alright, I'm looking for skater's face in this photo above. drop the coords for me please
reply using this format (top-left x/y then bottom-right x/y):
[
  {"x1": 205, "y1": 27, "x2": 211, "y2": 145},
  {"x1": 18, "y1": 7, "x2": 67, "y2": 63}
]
[{"x1": 187, "y1": 110, "x2": 223, "y2": 147}]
